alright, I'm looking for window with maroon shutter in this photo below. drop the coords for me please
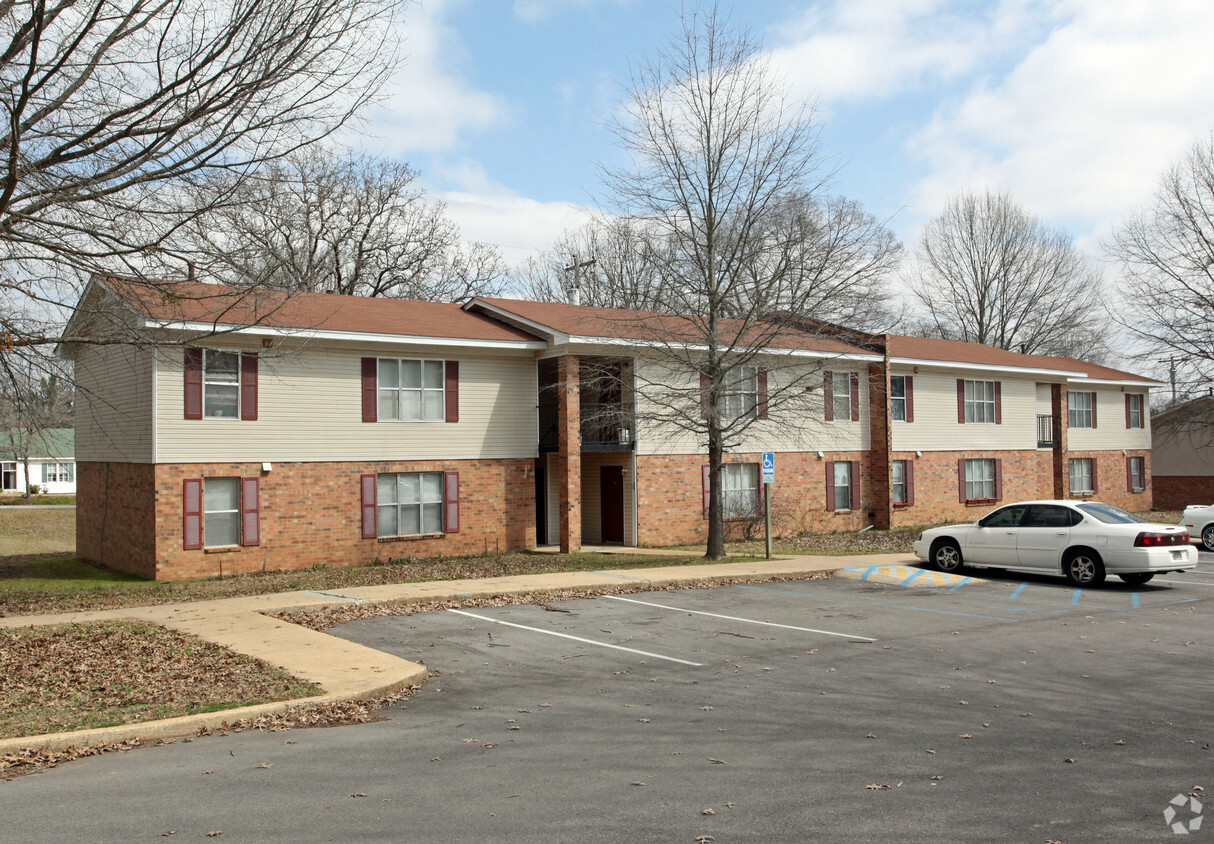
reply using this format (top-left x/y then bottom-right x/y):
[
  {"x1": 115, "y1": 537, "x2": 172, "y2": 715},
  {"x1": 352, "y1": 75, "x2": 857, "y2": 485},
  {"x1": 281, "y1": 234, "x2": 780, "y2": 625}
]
[
  {"x1": 757, "y1": 369, "x2": 768, "y2": 419},
  {"x1": 960, "y1": 380, "x2": 997, "y2": 423},
  {"x1": 361, "y1": 358, "x2": 377, "y2": 422},
  {"x1": 849, "y1": 372, "x2": 860, "y2": 421},
  {"x1": 826, "y1": 461, "x2": 836, "y2": 510},
  {"x1": 994, "y1": 458, "x2": 1003, "y2": 499},
  {"x1": 702, "y1": 464, "x2": 711, "y2": 517},
  {"x1": 960, "y1": 458, "x2": 998, "y2": 501},
  {"x1": 444, "y1": 471, "x2": 460, "y2": 532},
  {"x1": 1090, "y1": 392, "x2": 1097, "y2": 428},
  {"x1": 956, "y1": 380, "x2": 965, "y2": 424},
  {"x1": 184, "y1": 349, "x2": 203, "y2": 419},
  {"x1": 824, "y1": 371, "x2": 834, "y2": 421},
  {"x1": 240, "y1": 477, "x2": 260, "y2": 546},
  {"x1": 240, "y1": 354, "x2": 258, "y2": 421},
  {"x1": 445, "y1": 361, "x2": 459, "y2": 422},
  {"x1": 906, "y1": 459, "x2": 915, "y2": 505},
  {"x1": 892, "y1": 459, "x2": 912, "y2": 506},
  {"x1": 849, "y1": 460, "x2": 860, "y2": 508},
  {"x1": 905, "y1": 376, "x2": 914, "y2": 423},
  {"x1": 1090, "y1": 457, "x2": 1098, "y2": 492},
  {"x1": 994, "y1": 382, "x2": 1002, "y2": 424},
  {"x1": 183, "y1": 478, "x2": 202, "y2": 549},
  {"x1": 360, "y1": 473, "x2": 377, "y2": 538}
]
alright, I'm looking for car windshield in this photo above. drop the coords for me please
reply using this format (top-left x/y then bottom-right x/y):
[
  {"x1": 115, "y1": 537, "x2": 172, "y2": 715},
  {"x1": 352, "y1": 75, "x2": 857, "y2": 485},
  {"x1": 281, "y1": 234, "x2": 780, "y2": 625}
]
[{"x1": 1076, "y1": 502, "x2": 1148, "y2": 524}]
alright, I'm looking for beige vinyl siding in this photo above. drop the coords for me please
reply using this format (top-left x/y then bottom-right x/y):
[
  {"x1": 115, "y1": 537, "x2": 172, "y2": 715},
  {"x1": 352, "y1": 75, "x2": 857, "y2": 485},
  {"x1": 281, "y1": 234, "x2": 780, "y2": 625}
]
[
  {"x1": 891, "y1": 370, "x2": 1037, "y2": 452},
  {"x1": 1066, "y1": 390, "x2": 1152, "y2": 452},
  {"x1": 155, "y1": 344, "x2": 538, "y2": 463},
  {"x1": 74, "y1": 343, "x2": 155, "y2": 462}
]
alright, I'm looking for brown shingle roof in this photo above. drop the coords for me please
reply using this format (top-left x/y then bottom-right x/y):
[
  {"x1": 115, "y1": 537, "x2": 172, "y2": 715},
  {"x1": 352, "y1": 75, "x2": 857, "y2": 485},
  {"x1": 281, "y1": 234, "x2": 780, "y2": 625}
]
[
  {"x1": 97, "y1": 277, "x2": 541, "y2": 343},
  {"x1": 887, "y1": 335, "x2": 1154, "y2": 382}
]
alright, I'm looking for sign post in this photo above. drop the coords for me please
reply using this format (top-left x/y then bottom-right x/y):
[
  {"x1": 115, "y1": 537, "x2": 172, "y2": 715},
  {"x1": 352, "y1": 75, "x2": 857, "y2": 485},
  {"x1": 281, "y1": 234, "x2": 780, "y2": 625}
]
[{"x1": 761, "y1": 453, "x2": 775, "y2": 560}]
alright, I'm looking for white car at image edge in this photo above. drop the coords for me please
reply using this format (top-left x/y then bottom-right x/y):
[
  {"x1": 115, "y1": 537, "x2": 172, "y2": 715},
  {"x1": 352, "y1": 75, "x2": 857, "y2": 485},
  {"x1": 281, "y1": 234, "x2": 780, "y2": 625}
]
[
  {"x1": 912, "y1": 500, "x2": 1197, "y2": 587},
  {"x1": 1180, "y1": 504, "x2": 1214, "y2": 551}
]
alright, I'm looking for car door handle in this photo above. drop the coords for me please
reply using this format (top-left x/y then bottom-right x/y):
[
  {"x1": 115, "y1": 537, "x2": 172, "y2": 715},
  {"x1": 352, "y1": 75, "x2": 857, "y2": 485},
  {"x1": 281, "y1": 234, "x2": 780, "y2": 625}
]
[{"x1": 1055, "y1": 532, "x2": 1067, "y2": 536}]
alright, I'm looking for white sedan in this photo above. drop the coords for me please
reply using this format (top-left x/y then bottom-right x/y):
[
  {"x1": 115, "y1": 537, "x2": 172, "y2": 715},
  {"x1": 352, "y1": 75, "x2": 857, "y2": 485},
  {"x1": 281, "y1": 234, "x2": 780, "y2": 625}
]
[
  {"x1": 912, "y1": 500, "x2": 1196, "y2": 587},
  {"x1": 1180, "y1": 504, "x2": 1214, "y2": 551}
]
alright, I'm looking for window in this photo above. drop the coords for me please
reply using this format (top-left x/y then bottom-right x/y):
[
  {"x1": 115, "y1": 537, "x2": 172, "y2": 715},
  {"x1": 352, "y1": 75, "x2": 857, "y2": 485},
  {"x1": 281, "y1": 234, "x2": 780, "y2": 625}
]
[
  {"x1": 964, "y1": 458, "x2": 997, "y2": 501},
  {"x1": 184, "y1": 348, "x2": 257, "y2": 420},
  {"x1": 890, "y1": 375, "x2": 913, "y2": 422},
  {"x1": 723, "y1": 367, "x2": 759, "y2": 421},
  {"x1": 1068, "y1": 391, "x2": 1095, "y2": 428},
  {"x1": 825, "y1": 371, "x2": 858, "y2": 422},
  {"x1": 377, "y1": 472, "x2": 446, "y2": 536},
  {"x1": 832, "y1": 373, "x2": 851, "y2": 421},
  {"x1": 1128, "y1": 456, "x2": 1146, "y2": 492},
  {"x1": 963, "y1": 380, "x2": 997, "y2": 424},
  {"x1": 1069, "y1": 458, "x2": 1094, "y2": 496},
  {"x1": 830, "y1": 461, "x2": 853, "y2": 510},
  {"x1": 980, "y1": 505, "x2": 1027, "y2": 528},
  {"x1": 1, "y1": 462, "x2": 15, "y2": 491},
  {"x1": 204, "y1": 478, "x2": 242, "y2": 547},
  {"x1": 891, "y1": 459, "x2": 914, "y2": 506},
  {"x1": 378, "y1": 359, "x2": 445, "y2": 421},
  {"x1": 721, "y1": 463, "x2": 760, "y2": 518},
  {"x1": 41, "y1": 462, "x2": 74, "y2": 484},
  {"x1": 183, "y1": 477, "x2": 259, "y2": 550},
  {"x1": 1126, "y1": 394, "x2": 1144, "y2": 428}
]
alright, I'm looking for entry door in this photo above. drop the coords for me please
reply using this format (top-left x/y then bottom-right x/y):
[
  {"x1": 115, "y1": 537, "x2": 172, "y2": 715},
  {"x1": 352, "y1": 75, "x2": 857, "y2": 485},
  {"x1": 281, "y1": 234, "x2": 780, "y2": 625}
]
[{"x1": 600, "y1": 465, "x2": 625, "y2": 544}]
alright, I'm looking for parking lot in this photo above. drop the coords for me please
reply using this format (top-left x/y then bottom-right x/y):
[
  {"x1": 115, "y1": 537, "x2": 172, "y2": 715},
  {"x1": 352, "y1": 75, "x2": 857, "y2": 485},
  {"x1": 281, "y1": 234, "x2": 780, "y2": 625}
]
[{"x1": 4, "y1": 555, "x2": 1211, "y2": 842}]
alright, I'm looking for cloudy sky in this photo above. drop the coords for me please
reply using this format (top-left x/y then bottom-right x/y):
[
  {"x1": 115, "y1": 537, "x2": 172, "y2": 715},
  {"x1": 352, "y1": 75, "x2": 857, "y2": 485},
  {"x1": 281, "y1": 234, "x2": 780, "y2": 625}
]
[{"x1": 356, "y1": 0, "x2": 1214, "y2": 277}]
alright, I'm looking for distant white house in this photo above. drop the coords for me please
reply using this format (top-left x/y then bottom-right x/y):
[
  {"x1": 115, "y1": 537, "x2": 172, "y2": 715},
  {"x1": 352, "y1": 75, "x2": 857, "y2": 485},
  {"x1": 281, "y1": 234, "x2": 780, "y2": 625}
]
[{"x1": 1, "y1": 428, "x2": 76, "y2": 495}]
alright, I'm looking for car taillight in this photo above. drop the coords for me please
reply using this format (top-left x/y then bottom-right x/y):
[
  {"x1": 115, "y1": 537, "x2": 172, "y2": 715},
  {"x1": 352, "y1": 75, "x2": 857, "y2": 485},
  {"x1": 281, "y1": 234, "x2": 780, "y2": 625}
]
[{"x1": 1134, "y1": 532, "x2": 1187, "y2": 547}]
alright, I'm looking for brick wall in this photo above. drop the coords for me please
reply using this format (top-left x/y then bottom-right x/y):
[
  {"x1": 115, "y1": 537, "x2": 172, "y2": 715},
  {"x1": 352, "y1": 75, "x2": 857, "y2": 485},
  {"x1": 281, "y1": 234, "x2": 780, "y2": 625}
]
[
  {"x1": 76, "y1": 461, "x2": 158, "y2": 578},
  {"x1": 1062, "y1": 449, "x2": 1153, "y2": 511},
  {"x1": 1154, "y1": 474, "x2": 1214, "y2": 510},
  {"x1": 889, "y1": 450, "x2": 1041, "y2": 527}
]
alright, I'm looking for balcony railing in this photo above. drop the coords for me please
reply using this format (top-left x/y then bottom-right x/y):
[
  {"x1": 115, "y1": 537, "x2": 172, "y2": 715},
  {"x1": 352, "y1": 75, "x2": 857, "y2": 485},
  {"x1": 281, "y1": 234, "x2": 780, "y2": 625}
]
[
  {"x1": 538, "y1": 403, "x2": 635, "y2": 452},
  {"x1": 1037, "y1": 414, "x2": 1058, "y2": 448}
]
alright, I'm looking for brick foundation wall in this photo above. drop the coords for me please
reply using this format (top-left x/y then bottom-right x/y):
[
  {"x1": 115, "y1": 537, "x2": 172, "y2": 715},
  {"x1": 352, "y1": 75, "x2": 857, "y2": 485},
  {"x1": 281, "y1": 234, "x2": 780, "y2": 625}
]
[
  {"x1": 1061, "y1": 450, "x2": 1153, "y2": 511},
  {"x1": 889, "y1": 451, "x2": 1042, "y2": 528},
  {"x1": 1154, "y1": 475, "x2": 1214, "y2": 510},
  {"x1": 76, "y1": 462, "x2": 158, "y2": 578}
]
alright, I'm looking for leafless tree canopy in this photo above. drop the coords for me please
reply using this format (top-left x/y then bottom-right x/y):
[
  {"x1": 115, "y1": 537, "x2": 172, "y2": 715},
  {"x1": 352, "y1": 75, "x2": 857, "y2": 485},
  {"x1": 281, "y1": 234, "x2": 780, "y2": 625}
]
[
  {"x1": 1108, "y1": 134, "x2": 1214, "y2": 394},
  {"x1": 597, "y1": 6, "x2": 898, "y2": 558},
  {"x1": 907, "y1": 190, "x2": 1107, "y2": 360},
  {"x1": 178, "y1": 149, "x2": 505, "y2": 301},
  {"x1": 0, "y1": 0, "x2": 401, "y2": 353}
]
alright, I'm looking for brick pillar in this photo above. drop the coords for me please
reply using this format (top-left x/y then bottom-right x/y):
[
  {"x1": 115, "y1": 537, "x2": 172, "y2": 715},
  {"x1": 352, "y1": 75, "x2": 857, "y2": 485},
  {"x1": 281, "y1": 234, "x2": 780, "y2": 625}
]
[
  {"x1": 867, "y1": 361, "x2": 892, "y2": 529},
  {"x1": 557, "y1": 355, "x2": 582, "y2": 553},
  {"x1": 1051, "y1": 384, "x2": 1069, "y2": 498}
]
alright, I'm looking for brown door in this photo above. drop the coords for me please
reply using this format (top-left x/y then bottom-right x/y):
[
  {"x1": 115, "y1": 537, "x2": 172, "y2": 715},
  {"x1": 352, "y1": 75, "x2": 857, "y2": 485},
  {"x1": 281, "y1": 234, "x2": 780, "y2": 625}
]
[{"x1": 600, "y1": 465, "x2": 625, "y2": 544}]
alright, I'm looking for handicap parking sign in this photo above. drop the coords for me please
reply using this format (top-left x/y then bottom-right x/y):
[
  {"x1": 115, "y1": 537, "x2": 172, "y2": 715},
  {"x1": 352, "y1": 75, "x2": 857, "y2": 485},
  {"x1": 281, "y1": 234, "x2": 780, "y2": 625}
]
[{"x1": 761, "y1": 452, "x2": 775, "y2": 482}]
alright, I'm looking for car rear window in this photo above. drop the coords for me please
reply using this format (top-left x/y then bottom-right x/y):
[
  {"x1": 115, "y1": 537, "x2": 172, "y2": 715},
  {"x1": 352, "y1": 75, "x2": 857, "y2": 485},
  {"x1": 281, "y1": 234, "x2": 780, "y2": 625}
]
[{"x1": 1076, "y1": 502, "x2": 1147, "y2": 524}]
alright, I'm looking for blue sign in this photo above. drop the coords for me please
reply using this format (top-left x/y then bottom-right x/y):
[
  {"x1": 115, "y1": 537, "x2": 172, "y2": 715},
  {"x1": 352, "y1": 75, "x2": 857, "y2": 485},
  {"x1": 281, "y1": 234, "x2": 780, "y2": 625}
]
[{"x1": 761, "y1": 452, "x2": 775, "y2": 482}]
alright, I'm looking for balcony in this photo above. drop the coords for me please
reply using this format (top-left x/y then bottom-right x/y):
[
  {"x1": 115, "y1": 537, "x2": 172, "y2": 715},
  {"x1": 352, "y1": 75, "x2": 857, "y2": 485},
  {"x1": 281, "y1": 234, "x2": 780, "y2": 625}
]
[
  {"x1": 1037, "y1": 414, "x2": 1058, "y2": 448},
  {"x1": 538, "y1": 403, "x2": 635, "y2": 452}
]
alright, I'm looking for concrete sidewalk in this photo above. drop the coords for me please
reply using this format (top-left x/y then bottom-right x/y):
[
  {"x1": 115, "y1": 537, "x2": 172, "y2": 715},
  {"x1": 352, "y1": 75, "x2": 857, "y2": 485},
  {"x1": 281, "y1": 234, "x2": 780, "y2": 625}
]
[{"x1": 0, "y1": 552, "x2": 915, "y2": 756}]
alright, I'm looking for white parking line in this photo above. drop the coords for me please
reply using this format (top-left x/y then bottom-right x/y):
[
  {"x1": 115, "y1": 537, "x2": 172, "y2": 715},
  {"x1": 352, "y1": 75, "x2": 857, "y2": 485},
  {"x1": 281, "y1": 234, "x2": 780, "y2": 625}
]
[
  {"x1": 603, "y1": 594, "x2": 877, "y2": 642},
  {"x1": 447, "y1": 609, "x2": 704, "y2": 666},
  {"x1": 1155, "y1": 578, "x2": 1214, "y2": 586}
]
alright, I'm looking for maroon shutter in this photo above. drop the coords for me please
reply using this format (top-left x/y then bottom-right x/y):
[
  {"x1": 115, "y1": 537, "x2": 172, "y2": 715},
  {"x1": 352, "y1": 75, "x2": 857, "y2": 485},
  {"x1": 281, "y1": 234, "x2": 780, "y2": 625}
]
[
  {"x1": 958, "y1": 459, "x2": 966, "y2": 502},
  {"x1": 240, "y1": 477, "x2": 260, "y2": 546},
  {"x1": 995, "y1": 459, "x2": 1003, "y2": 500},
  {"x1": 757, "y1": 369, "x2": 768, "y2": 419},
  {"x1": 700, "y1": 373, "x2": 711, "y2": 420},
  {"x1": 824, "y1": 371, "x2": 834, "y2": 421},
  {"x1": 850, "y1": 460, "x2": 860, "y2": 510},
  {"x1": 361, "y1": 358, "x2": 377, "y2": 423},
  {"x1": 849, "y1": 373, "x2": 860, "y2": 421},
  {"x1": 360, "y1": 473, "x2": 377, "y2": 538},
  {"x1": 1125, "y1": 395, "x2": 1132, "y2": 429},
  {"x1": 1126, "y1": 456, "x2": 1133, "y2": 491},
  {"x1": 183, "y1": 478, "x2": 202, "y2": 549},
  {"x1": 1090, "y1": 458, "x2": 1098, "y2": 493},
  {"x1": 702, "y1": 464, "x2": 711, "y2": 518},
  {"x1": 757, "y1": 467, "x2": 765, "y2": 511},
  {"x1": 906, "y1": 460, "x2": 915, "y2": 506},
  {"x1": 240, "y1": 353, "x2": 258, "y2": 421},
  {"x1": 826, "y1": 461, "x2": 836, "y2": 511},
  {"x1": 994, "y1": 382, "x2": 1002, "y2": 424},
  {"x1": 1090, "y1": 392, "x2": 1097, "y2": 428},
  {"x1": 956, "y1": 380, "x2": 965, "y2": 424},
  {"x1": 905, "y1": 376, "x2": 915, "y2": 423},
  {"x1": 184, "y1": 348, "x2": 203, "y2": 419},
  {"x1": 445, "y1": 361, "x2": 459, "y2": 423},
  {"x1": 444, "y1": 471, "x2": 460, "y2": 532}
]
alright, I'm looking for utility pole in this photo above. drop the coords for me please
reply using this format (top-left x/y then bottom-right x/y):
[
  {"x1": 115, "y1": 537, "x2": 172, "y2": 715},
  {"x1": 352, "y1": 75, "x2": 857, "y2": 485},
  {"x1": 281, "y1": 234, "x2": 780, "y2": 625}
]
[{"x1": 563, "y1": 254, "x2": 596, "y2": 306}]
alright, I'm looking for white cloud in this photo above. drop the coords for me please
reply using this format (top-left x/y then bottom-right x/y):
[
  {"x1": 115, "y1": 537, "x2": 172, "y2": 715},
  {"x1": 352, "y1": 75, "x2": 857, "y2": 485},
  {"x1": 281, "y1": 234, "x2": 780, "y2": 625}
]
[{"x1": 907, "y1": 0, "x2": 1214, "y2": 236}]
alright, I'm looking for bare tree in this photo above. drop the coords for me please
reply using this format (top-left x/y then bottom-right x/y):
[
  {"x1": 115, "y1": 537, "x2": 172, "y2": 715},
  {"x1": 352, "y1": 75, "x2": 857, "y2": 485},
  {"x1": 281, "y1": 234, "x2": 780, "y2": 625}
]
[
  {"x1": 0, "y1": 0, "x2": 402, "y2": 360},
  {"x1": 1108, "y1": 134, "x2": 1214, "y2": 396},
  {"x1": 180, "y1": 149, "x2": 505, "y2": 301},
  {"x1": 599, "y1": 6, "x2": 898, "y2": 559},
  {"x1": 907, "y1": 191, "x2": 1107, "y2": 359}
]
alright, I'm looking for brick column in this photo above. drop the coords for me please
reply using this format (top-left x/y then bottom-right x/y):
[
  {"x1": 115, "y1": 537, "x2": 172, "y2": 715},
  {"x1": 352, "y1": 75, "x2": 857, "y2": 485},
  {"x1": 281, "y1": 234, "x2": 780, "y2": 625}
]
[
  {"x1": 867, "y1": 361, "x2": 892, "y2": 529},
  {"x1": 1051, "y1": 384, "x2": 1069, "y2": 498},
  {"x1": 557, "y1": 355, "x2": 582, "y2": 553}
]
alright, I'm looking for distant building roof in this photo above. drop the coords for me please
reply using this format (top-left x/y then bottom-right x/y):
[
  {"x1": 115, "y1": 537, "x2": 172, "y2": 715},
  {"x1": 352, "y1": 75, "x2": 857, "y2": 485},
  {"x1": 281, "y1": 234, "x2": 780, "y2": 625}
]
[{"x1": 0, "y1": 428, "x2": 74, "y2": 460}]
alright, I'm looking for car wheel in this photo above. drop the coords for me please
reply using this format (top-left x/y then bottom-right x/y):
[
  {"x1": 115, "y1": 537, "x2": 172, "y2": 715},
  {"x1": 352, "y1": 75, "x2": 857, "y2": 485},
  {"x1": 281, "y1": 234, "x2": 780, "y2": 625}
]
[
  {"x1": 1119, "y1": 572, "x2": 1155, "y2": 586},
  {"x1": 929, "y1": 539, "x2": 963, "y2": 573},
  {"x1": 1202, "y1": 524, "x2": 1214, "y2": 552},
  {"x1": 1063, "y1": 550, "x2": 1106, "y2": 587}
]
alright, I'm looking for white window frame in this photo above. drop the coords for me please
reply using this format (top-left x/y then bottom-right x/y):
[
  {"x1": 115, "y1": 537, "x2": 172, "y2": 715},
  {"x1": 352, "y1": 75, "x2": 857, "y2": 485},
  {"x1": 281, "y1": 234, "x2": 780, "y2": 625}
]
[
  {"x1": 378, "y1": 358, "x2": 445, "y2": 422},
  {"x1": 1068, "y1": 391, "x2": 1093, "y2": 428},
  {"x1": 721, "y1": 463, "x2": 760, "y2": 519},
  {"x1": 1129, "y1": 456, "x2": 1145, "y2": 492},
  {"x1": 203, "y1": 477, "x2": 242, "y2": 548},
  {"x1": 832, "y1": 373, "x2": 852, "y2": 421},
  {"x1": 41, "y1": 461, "x2": 74, "y2": 484},
  {"x1": 203, "y1": 349, "x2": 241, "y2": 419},
  {"x1": 833, "y1": 461, "x2": 852, "y2": 510},
  {"x1": 1128, "y1": 394, "x2": 1143, "y2": 428},
  {"x1": 890, "y1": 376, "x2": 906, "y2": 422},
  {"x1": 965, "y1": 458, "x2": 996, "y2": 500},
  {"x1": 723, "y1": 366, "x2": 759, "y2": 421},
  {"x1": 964, "y1": 380, "x2": 996, "y2": 424},
  {"x1": 1069, "y1": 458, "x2": 1093, "y2": 496},
  {"x1": 377, "y1": 471, "x2": 445, "y2": 537},
  {"x1": 891, "y1": 460, "x2": 907, "y2": 505}
]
